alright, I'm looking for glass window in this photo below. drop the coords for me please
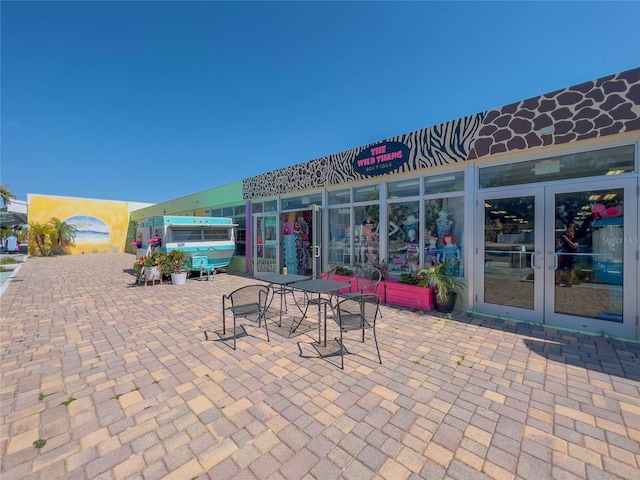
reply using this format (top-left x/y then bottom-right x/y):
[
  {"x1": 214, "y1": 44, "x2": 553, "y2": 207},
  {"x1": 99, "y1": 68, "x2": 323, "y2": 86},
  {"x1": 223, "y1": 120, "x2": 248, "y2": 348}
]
[
  {"x1": 234, "y1": 205, "x2": 246, "y2": 216},
  {"x1": 328, "y1": 208, "x2": 351, "y2": 265},
  {"x1": 171, "y1": 228, "x2": 202, "y2": 242},
  {"x1": 209, "y1": 208, "x2": 222, "y2": 216},
  {"x1": 282, "y1": 192, "x2": 322, "y2": 210},
  {"x1": 388, "y1": 179, "x2": 420, "y2": 198},
  {"x1": 328, "y1": 189, "x2": 350, "y2": 205},
  {"x1": 222, "y1": 207, "x2": 234, "y2": 217},
  {"x1": 424, "y1": 171, "x2": 465, "y2": 194},
  {"x1": 354, "y1": 205, "x2": 380, "y2": 267},
  {"x1": 252, "y1": 202, "x2": 263, "y2": 213},
  {"x1": 479, "y1": 144, "x2": 635, "y2": 189},
  {"x1": 354, "y1": 184, "x2": 379, "y2": 202},
  {"x1": 387, "y1": 201, "x2": 420, "y2": 275},
  {"x1": 424, "y1": 197, "x2": 464, "y2": 277},
  {"x1": 203, "y1": 228, "x2": 231, "y2": 241},
  {"x1": 264, "y1": 200, "x2": 278, "y2": 212}
]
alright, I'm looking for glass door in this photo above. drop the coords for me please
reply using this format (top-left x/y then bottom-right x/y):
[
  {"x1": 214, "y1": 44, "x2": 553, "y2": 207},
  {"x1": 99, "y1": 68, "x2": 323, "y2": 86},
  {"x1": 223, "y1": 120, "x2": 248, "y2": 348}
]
[
  {"x1": 281, "y1": 209, "x2": 314, "y2": 276},
  {"x1": 476, "y1": 178, "x2": 638, "y2": 338},
  {"x1": 545, "y1": 179, "x2": 637, "y2": 339},
  {"x1": 253, "y1": 213, "x2": 278, "y2": 273},
  {"x1": 476, "y1": 187, "x2": 543, "y2": 322}
]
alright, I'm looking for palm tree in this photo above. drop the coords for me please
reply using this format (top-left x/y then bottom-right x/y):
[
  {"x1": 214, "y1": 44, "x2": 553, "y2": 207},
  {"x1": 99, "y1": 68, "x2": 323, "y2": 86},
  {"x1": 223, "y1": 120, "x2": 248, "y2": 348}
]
[
  {"x1": 48, "y1": 217, "x2": 78, "y2": 254},
  {"x1": 29, "y1": 222, "x2": 55, "y2": 256},
  {"x1": 0, "y1": 183, "x2": 16, "y2": 206}
]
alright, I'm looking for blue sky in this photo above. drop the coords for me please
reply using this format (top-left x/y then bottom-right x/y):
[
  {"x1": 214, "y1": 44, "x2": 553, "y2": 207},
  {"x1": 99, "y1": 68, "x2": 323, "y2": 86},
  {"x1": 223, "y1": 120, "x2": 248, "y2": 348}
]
[{"x1": 2, "y1": 1, "x2": 639, "y2": 204}]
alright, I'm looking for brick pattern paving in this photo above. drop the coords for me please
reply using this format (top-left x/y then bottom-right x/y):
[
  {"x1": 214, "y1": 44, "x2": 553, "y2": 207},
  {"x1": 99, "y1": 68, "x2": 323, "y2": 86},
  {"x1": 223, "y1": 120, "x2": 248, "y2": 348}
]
[{"x1": 1, "y1": 254, "x2": 639, "y2": 480}]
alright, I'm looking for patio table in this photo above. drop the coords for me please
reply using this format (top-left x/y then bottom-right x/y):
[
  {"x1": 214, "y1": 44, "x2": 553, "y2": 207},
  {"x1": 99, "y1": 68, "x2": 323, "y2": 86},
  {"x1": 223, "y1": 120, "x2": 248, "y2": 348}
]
[
  {"x1": 254, "y1": 272, "x2": 310, "y2": 326},
  {"x1": 288, "y1": 278, "x2": 350, "y2": 345}
]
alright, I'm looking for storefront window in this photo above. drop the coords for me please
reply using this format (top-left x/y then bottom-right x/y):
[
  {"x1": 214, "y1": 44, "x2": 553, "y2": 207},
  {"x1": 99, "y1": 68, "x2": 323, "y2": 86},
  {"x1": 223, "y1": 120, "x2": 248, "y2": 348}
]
[
  {"x1": 388, "y1": 179, "x2": 420, "y2": 198},
  {"x1": 354, "y1": 185, "x2": 379, "y2": 202},
  {"x1": 328, "y1": 189, "x2": 350, "y2": 205},
  {"x1": 264, "y1": 200, "x2": 278, "y2": 212},
  {"x1": 387, "y1": 201, "x2": 420, "y2": 274},
  {"x1": 479, "y1": 145, "x2": 635, "y2": 189},
  {"x1": 424, "y1": 171, "x2": 465, "y2": 195},
  {"x1": 354, "y1": 206, "x2": 380, "y2": 267},
  {"x1": 252, "y1": 202, "x2": 263, "y2": 213},
  {"x1": 328, "y1": 208, "x2": 351, "y2": 265},
  {"x1": 282, "y1": 193, "x2": 322, "y2": 210},
  {"x1": 424, "y1": 197, "x2": 464, "y2": 277}
]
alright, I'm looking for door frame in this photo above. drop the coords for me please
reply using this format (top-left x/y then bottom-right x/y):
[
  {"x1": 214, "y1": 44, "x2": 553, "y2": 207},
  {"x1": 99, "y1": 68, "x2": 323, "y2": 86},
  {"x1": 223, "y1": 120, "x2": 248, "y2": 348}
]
[
  {"x1": 252, "y1": 212, "x2": 279, "y2": 274},
  {"x1": 475, "y1": 177, "x2": 638, "y2": 339}
]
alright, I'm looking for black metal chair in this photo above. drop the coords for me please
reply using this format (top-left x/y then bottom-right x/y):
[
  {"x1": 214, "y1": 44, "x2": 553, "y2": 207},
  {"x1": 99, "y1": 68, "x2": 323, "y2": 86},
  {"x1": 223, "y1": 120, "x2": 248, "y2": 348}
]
[
  {"x1": 329, "y1": 294, "x2": 382, "y2": 369},
  {"x1": 217, "y1": 284, "x2": 270, "y2": 350},
  {"x1": 340, "y1": 266, "x2": 383, "y2": 317},
  {"x1": 350, "y1": 266, "x2": 382, "y2": 296}
]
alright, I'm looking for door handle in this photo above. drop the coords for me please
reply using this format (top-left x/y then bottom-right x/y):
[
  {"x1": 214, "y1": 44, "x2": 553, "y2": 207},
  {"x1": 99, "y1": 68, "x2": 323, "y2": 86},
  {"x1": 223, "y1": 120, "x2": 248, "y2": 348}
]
[
  {"x1": 531, "y1": 252, "x2": 541, "y2": 269},
  {"x1": 549, "y1": 252, "x2": 558, "y2": 270},
  {"x1": 314, "y1": 245, "x2": 320, "y2": 258}
]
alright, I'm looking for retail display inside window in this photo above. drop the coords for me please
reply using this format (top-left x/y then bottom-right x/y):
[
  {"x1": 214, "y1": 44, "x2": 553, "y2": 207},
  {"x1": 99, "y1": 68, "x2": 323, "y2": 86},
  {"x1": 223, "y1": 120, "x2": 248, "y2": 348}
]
[
  {"x1": 328, "y1": 208, "x2": 351, "y2": 265},
  {"x1": 355, "y1": 206, "x2": 380, "y2": 266},
  {"x1": 424, "y1": 197, "x2": 464, "y2": 277},
  {"x1": 387, "y1": 201, "x2": 420, "y2": 274}
]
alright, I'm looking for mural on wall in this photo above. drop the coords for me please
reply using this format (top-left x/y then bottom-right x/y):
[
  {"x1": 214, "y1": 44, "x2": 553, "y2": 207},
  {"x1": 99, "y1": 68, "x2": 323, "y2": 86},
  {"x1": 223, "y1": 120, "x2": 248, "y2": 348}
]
[
  {"x1": 64, "y1": 215, "x2": 110, "y2": 243},
  {"x1": 28, "y1": 195, "x2": 131, "y2": 254},
  {"x1": 242, "y1": 67, "x2": 640, "y2": 199}
]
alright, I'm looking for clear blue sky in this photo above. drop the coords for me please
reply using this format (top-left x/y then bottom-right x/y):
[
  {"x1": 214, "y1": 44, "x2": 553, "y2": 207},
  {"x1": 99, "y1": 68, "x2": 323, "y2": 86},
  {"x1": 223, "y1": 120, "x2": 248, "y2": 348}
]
[{"x1": 2, "y1": 1, "x2": 639, "y2": 204}]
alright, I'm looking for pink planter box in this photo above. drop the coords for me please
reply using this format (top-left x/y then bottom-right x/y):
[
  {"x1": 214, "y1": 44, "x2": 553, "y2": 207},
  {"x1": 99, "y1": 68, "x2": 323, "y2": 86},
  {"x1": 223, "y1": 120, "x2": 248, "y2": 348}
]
[{"x1": 383, "y1": 281, "x2": 434, "y2": 311}]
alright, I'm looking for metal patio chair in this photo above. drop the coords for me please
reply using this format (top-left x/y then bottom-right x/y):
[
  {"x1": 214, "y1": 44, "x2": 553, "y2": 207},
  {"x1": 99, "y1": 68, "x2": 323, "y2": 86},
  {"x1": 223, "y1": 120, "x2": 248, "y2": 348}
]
[
  {"x1": 329, "y1": 293, "x2": 382, "y2": 369},
  {"x1": 217, "y1": 284, "x2": 270, "y2": 350}
]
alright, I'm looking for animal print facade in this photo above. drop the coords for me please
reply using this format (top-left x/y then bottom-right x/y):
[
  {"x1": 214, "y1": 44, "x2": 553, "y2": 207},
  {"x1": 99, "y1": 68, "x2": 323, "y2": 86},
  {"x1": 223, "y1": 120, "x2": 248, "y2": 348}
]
[
  {"x1": 243, "y1": 114, "x2": 485, "y2": 199},
  {"x1": 468, "y1": 67, "x2": 640, "y2": 159},
  {"x1": 243, "y1": 67, "x2": 640, "y2": 199}
]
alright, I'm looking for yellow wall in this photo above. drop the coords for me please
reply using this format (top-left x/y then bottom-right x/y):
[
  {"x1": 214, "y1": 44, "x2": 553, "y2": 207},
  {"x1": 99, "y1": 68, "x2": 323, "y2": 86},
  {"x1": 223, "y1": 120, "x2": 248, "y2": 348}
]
[{"x1": 28, "y1": 195, "x2": 131, "y2": 254}]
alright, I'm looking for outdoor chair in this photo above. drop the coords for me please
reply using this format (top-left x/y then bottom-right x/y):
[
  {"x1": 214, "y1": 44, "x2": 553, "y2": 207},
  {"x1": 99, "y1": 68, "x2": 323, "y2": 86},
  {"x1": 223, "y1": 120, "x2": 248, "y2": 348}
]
[
  {"x1": 340, "y1": 266, "x2": 383, "y2": 318},
  {"x1": 216, "y1": 284, "x2": 270, "y2": 350},
  {"x1": 349, "y1": 266, "x2": 382, "y2": 296},
  {"x1": 328, "y1": 293, "x2": 382, "y2": 369}
]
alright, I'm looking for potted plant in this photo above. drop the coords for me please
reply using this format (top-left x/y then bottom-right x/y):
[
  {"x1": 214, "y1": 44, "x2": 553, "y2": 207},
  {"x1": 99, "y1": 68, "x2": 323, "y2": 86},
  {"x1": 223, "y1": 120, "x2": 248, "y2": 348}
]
[
  {"x1": 417, "y1": 263, "x2": 462, "y2": 313},
  {"x1": 161, "y1": 249, "x2": 189, "y2": 285},
  {"x1": 134, "y1": 251, "x2": 163, "y2": 285}
]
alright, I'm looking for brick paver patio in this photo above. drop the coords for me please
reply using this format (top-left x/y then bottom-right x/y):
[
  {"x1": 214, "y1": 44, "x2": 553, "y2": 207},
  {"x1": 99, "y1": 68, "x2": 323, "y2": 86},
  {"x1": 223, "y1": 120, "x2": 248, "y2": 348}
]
[{"x1": 1, "y1": 254, "x2": 639, "y2": 480}]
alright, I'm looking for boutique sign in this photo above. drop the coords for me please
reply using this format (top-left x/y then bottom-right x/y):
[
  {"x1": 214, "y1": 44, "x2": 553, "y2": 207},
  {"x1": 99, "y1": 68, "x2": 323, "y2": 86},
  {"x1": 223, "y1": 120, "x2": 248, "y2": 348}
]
[{"x1": 353, "y1": 141, "x2": 410, "y2": 177}]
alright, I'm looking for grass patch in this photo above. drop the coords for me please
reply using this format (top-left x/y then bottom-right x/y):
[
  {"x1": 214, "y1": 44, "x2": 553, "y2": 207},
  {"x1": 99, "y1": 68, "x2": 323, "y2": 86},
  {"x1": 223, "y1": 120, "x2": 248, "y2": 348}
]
[
  {"x1": 33, "y1": 439, "x2": 46, "y2": 449},
  {"x1": 60, "y1": 397, "x2": 76, "y2": 406},
  {"x1": 0, "y1": 257, "x2": 20, "y2": 265}
]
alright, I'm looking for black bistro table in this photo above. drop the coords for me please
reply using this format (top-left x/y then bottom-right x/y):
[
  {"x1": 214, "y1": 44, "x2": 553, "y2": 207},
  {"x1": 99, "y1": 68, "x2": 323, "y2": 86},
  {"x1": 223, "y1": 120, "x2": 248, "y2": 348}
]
[
  {"x1": 254, "y1": 272, "x2": 310, "y2": 326},
  {"x1": 288, "y1": 278, "x2": 350, "y2": 345}
]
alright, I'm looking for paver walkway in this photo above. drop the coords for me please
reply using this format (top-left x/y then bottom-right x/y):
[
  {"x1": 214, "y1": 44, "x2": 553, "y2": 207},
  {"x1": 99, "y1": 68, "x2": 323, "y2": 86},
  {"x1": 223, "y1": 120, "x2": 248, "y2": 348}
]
[{"x1": 1, "y1": 254, "x2": 639, "y2": 480}]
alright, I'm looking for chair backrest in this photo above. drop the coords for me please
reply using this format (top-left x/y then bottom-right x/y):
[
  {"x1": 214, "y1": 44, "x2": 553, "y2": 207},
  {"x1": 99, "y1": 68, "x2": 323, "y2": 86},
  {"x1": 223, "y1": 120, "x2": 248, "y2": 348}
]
[
  {"x1": 335, "y1": 294, "x2": 380, "y2": 330},
  {"x1": 225, "y1": 284, "x2": 270, "y2": 316},
  {"x1": 353, "y1": 266, "x2": 382, "y2": 295}
]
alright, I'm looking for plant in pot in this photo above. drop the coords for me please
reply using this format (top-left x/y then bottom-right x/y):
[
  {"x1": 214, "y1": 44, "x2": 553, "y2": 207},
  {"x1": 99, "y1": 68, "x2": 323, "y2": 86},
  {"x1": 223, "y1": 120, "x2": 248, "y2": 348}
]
[
  {"x1": 161, "y1": 249, "x2": 189, "y2": 285},
  {"x1": 417, "y1": 263, "x2": 462, "y2": 313},
  {"x1": 134, "y1": 251, "x2": 163, "y2": 285}
]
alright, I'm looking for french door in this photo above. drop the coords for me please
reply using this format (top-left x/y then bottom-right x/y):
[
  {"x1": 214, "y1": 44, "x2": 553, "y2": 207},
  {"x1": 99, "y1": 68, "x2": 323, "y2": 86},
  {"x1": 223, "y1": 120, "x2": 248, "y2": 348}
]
[
  {"x1": 475, "y1": 178, "x2": 638, "y2": 339},
  {"x1": 253, "y1": 213, "x2": 278, "y2": 273}
]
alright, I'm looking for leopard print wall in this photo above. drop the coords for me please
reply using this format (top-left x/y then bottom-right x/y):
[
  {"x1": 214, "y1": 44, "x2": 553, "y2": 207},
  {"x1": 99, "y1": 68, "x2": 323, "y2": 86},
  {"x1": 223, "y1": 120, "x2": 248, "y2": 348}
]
[
  {"x1": 468, "y1": 67, "x2": 640, "y2": 159},
  {"x1": 243, "y1": 67, "x2": 640, "y2": 200}
]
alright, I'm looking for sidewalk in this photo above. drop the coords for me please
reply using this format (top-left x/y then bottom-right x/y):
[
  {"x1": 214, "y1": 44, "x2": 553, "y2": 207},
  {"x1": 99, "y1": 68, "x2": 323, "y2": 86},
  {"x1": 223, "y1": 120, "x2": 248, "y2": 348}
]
[{"x1": 1, "y1": 253, "x2": 639, "y2": 480}]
